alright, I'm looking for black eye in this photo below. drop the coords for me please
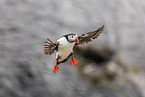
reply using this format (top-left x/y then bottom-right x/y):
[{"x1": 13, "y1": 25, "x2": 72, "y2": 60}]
[{"x1": 71, "y1": 36, "x2": 74, "y2": 38}]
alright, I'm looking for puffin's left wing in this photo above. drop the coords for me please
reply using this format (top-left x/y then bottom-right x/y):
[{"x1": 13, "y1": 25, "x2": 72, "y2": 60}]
[
  {"x1": 44, "y1": 39, "x2": 57, "y2": 55},
  {"x1": 75, "y1": 24, "x2": 104, "y2": 46}
]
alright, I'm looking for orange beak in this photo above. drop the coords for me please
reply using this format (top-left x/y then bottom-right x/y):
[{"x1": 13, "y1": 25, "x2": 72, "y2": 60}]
[
  {"x1": 76, "y1": 37, "x2": 79, "y2": 43},
  {"x1": 74, "y1": 36, "x2": 79, "y2": 43}
]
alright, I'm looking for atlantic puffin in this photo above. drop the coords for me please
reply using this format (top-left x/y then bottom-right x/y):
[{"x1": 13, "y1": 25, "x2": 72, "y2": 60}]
[{"x1": 44, "y1": 25, "x2": 104, "y2": 72}]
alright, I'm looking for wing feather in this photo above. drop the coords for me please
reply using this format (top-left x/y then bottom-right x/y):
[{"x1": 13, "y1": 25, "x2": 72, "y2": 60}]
[
  {"x1": 75, "y1": 24, "x2": 104, "y2": 46},
  {"x1": 44, "y1": 39, "x2": 57, "y2": 55}
]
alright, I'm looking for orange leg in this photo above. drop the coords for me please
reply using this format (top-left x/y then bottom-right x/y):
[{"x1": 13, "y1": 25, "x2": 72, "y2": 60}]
[
  {"x1": 53, "y1": 61, "x2": 59, "y2": 72},
  {"x1": 71, "y1": 55, "x2": 78, "y2": 65}
]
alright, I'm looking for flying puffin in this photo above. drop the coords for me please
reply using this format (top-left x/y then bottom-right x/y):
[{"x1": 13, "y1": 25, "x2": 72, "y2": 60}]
[{"x1": 44, "y1": 25, "x2": 104, "y2": 72}]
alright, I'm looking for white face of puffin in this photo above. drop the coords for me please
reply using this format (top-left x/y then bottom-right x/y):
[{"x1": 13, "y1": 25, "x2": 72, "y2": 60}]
[
  {"x1": 68, "y1": 35, "x2": 76, "y2": 42},
  {"x1": 67, "y1": 34, "x2": 79, "y2": 43}
]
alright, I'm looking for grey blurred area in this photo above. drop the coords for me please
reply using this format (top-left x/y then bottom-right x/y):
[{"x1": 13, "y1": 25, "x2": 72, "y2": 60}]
[{"x1": 0, "y1": 0, "x2": 145, "y2": 97}]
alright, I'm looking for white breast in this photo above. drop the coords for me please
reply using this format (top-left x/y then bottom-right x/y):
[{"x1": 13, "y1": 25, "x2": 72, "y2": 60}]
[{"x1": 56, "y1": 37, "x2": 75, "y2": 62}]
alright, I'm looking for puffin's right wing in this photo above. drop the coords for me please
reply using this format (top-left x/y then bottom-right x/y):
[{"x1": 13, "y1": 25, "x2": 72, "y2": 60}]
[
  {"x1": 44, "y1": 39, "x2": 58, "y2": 55},
  {"x1": 75, "y1": 24, "x2": 104, "y2": 46}
]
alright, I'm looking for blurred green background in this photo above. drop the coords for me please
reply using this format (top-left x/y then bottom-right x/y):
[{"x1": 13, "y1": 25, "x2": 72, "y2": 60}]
[{"x1": 0, "y1": 0, "x2": 145, "y2": 97}]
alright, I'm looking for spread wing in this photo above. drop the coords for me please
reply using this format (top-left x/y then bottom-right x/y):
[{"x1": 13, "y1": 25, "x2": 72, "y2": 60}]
[
  {"x1": 44, "y1": 39, "x2": 57, "y2": 55},
  {"x1": 75, "y1": 24, "x2": 104, "y2": 46}
]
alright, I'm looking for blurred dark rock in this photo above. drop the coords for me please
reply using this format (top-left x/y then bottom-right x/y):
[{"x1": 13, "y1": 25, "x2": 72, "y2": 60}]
[
  {"x1": 0, "y1": 0, "x2": 145, "y2": 97},
  {"x1": 74, "y1": 47, "x2": 115, "y2": 64}
]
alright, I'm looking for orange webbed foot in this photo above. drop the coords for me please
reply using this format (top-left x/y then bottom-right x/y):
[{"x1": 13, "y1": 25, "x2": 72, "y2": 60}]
[
  {"x1": 53, "y1": 65, "x2": 59, "y2": 72},
  {"x1": 53, "y1": 61, "x2": 59, "y2": 72},
  {"x1": 71, "y1": 55, "x2": 78, "y2": 65},
  {"x1": 71, "y1": 59, "x2": 78, "y2": 65}
]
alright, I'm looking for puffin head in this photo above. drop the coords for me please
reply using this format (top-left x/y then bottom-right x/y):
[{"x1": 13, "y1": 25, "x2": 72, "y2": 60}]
[{"x1": 63, "y1": 33, "x2": 79, "y2": 43}]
